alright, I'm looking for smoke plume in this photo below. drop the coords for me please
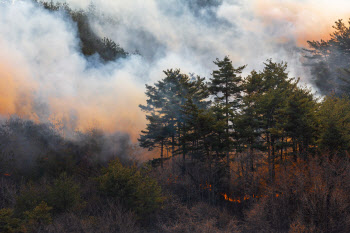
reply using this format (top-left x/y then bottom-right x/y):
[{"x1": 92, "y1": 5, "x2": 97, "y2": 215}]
[{"x1": 0, "y1": 0, "x2": 349, "y2": 145}]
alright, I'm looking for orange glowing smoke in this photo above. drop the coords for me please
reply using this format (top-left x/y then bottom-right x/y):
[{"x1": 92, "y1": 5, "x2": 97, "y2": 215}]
[
  {"x1": 48, "y1": 81, "x2": 147, "y2": 142},
  {"x1": 0, "y1": 58, "x2": 147, "y2": 142},
  {"x1": 253, "y1": 0, "x2": 350, "y2": 46},
  {"x1": 0, "y1": 60, "x2": 36, "y2": 119},
  {"x1": 3, "y1": 173, "x2": 10, "y2": 176},
  {"x1": 1, "y1": 0, "x2": 349, "y2": 145}
]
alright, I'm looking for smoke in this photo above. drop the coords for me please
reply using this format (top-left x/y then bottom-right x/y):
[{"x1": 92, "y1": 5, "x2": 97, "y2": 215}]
[
  {"x1": 252, "y1": 0, "x2": 350, "y2": 46},
  {"x1": 0, "y1": 0, "x2": 349, "y2": 147},
  {"x1": 0, "y1": 117, "x2": 135, "y2": 172},
  {"x1": 0, "y1": 0, "x2": 147, "y2": 142}
]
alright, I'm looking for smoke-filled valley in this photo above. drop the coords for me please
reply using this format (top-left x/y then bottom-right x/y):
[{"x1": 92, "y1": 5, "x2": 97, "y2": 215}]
[{"x1": 2, "y1": 0, "x2": 350, "y2": 232}]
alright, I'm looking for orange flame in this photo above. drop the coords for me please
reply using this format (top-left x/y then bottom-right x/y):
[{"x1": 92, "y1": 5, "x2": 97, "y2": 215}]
[
  {"x1": 221, "y1": 193, "x2": 240, "y2": 203},
  {"x1": 221, "y1": 192, "x2": 282, "y2": 203},
  {"x1": 199, "y1": 182, "x2": 212, "y2": 191}
]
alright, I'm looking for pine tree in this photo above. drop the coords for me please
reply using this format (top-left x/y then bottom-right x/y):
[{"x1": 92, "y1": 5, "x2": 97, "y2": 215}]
[
  {"x1": 209, "y1": 56, "x2": 246, "y2": 173},
  {"x1": 180, "y1": 76, "x2": 211, "y2": 162},
  {"x1": 304, "y1": 19, "x2": 350, "y2": 95},
  {"x1": 318, "y1": 94, "x2": 350, "y2": 156},
  {"x1": 139, "y1": 70, "x2": 182, "y2": 168},
  {"x1": 233, "y1": 70, "x2": 264, "y2": 172},
  {"x1": 138, "y1": 114, "x2": 169, "y2": 168},
  {"x1": 139, "y1": 70, "x2": 209, "y2": 170},
  {"x1": 283, "y1": 86, "x2": 319, "y2": 161},
  {"x1": 253, "y1": 60, "x2": 297, "y2": 181}
]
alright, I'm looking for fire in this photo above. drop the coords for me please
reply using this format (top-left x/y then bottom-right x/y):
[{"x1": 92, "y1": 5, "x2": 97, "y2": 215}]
[
  {"x1": 166, "y1": 174, "x2": 179, "y2": 185},
  {"x1": 221, "y1": 192, "x2": 282, "y2": 203},
  {"x1": 3, "y1": 173, "x2": 10, "y2": 176},
  {"x1": 200, "y1": 182, "x2": 212, "y2": 191},
  {"x1": 221, "y1": 193, "x2": 241, "y2": 203},
  {"x1": 221, "y1": 194, "x2": 242, "y2": 203}
]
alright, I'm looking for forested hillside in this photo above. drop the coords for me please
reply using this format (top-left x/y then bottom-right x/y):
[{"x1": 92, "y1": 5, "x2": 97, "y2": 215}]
[
  {"x1": 2, "y1": 1, "x2": 350, "y2": 233},
  {"x1": 38, "y1": 1, "x2": 129, "y2": 61}
]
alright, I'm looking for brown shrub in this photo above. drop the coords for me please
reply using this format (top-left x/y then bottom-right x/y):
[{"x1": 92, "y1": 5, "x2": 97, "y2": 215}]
[
  {"x1": 157, "y1": 198, "x2": 241, "y2": 233},
  {"x1": 43, "y1": 201, "x2": 140, "y2": 233}
]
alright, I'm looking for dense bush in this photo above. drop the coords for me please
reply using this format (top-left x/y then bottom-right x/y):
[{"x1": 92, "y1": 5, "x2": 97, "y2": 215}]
[
  {"x1": 0, "y1": 209, "x2": 22, "y2": 233},
  {"x1": 23, "y1": 201, "x2": 52, "y2": 231},
  {"x1": 97, "y1": 159, "x2": 164, "y2": 217},
  {"x1": 15, "y1": 183, "x2": 46, "y2": 216},
  {"x1": 0, "y1": 202, "x2": 52, "y2": 233},
  {"x1": 47, "y1": 173, "x2": 83, "y2": 213}
]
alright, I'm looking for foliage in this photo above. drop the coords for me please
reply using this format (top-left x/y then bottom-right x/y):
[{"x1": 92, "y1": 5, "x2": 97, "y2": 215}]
[
  {"x1": 318, "y1": 95, "x2": 350, "y2": 154},
  {"x1": 139, "y1": 69, "x2": 210, "y2": 169},
  {"x1": 0, "y1": 209, "x2": 23, "y2": 233},
  {"x1": 209, "y1": 56, "x2": 246, "y2": 166},
  {"x1": 304, "y1": 19, "x2": 350, "y2": 95},
  {"x1": 37, "y1": 1, "x2": 128, "y2": 61},
  {"x1": 47, "y1": 173, "x2": 83, "y2": 213},
  {"x1": 97, "y1": 159, "x2": 164, "y2": 216},
  {"x1": 23, "y1": 202, "x2": 52, "y2": 231},
  {"x1": 0, "y1": 202, "x2": 53, "y2": 233},
  {"x1": 15, "y1": 184, "x2": 46, "y2": 216}
]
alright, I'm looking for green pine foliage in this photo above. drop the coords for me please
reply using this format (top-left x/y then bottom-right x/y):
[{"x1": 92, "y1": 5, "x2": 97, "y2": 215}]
[
  {"x1": 140, "y1": 58, "x2": 325, "y2": 184},
  {"x1": 15, "y1": 184, "x2": 46, "y2": 217},
  {"x1": 23, "y1": 202, "x2": 52, "y2": 231},
  {"x1": 304, "y1": 19, "x2": 350, "y2": 95},
  {"x1": 209, "y1": 56, "x2": 246, "y2": 167},
  {"x1": 47, "y1": 173, "x2": 83, "y2": 213},
  {"x1": 96, "y1": 159, "x2": 164, "y2": 217},
  {"x1": 0, "y1": 202, "x2": 52, "y2": 233},
  {"x1": 318, "y1": 94, "x2": 350, "y2": 155},
  {"x1": 0, "y1": 209, "x2": 23, "y2": 233},
  {"x1": 139, "y1": 69, "x2": 210, "y2": 170}
]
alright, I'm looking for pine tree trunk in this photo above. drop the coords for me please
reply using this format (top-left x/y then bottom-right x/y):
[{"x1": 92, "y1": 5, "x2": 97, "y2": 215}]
[
  {"x1": 280, "y1": 137, "x2": 284, "y2": 162},
  {"x1": 172, "y1": 134, "x2": 175, "y2": 156},
  {"x1": 250, "y1": 146, "x2": 254, "y2": 172},
  {"x1": 293, "y1": 137, "x2": 297, "y2": 162},
  {"x1": 271, "y1": 136, "x2": 275, "y2": 181},
  {"x1": 225, "y1": 91, "x2": 230, "y2": 177},
  {"x1": 299, "y1": 142, "x2": 303, "y2": 158},
  {"x1": 182, "y1": 123, "x2": 186, "y2": 174},
  {"x1": 160, "y1": 139, "x2": 164, "y2": 169},
  {"x1": 267, "y1": 133, "x2": 273, "y2": 182}
]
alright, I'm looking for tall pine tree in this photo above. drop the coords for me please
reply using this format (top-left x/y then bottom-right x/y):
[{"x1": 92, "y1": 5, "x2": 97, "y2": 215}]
[{"x1": 209, "y1": 56, "x2": 246, "y2": 174}]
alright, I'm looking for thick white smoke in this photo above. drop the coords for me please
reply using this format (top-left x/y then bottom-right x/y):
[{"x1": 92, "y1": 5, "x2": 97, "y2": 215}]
[
  {"x1": 0, "y1": 0, "x2": 349, "y2": 144},
  {"x1": 60, "y1": 0, "x2": 350, "y2": 76},
  {"x1": 0, "y1": 1, "x2": 148, "y2": 141}
]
